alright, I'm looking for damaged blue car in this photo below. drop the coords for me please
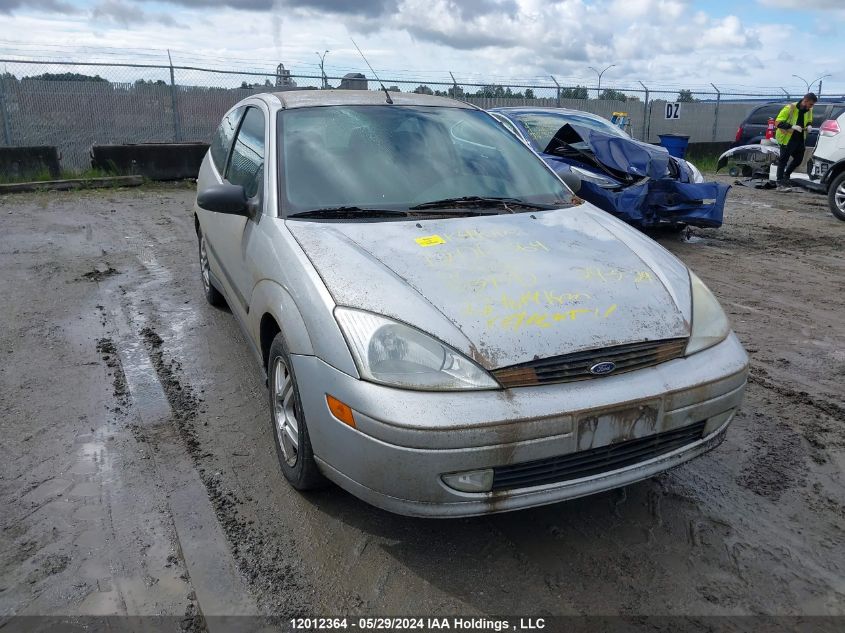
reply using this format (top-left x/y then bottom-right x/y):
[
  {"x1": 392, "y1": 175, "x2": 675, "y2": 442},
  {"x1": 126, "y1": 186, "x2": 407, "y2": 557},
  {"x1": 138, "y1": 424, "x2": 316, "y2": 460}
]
[{"x1": 488, "y1": 107, "x2": 729, "y2": 229}]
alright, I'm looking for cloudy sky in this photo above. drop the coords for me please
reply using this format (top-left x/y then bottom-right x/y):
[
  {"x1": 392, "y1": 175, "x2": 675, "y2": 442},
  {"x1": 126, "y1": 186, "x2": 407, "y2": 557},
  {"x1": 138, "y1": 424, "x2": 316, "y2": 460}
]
[{"x1": 0, "y1": 0, "x2": 842, "y2": 95}]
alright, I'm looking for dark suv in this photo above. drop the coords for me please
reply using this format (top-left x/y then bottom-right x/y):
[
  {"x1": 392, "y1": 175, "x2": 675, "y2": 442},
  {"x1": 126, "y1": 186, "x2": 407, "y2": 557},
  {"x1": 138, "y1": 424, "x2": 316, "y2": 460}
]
[{"x1": 733, "y1": 101, "x2": 845, "y2": 148}]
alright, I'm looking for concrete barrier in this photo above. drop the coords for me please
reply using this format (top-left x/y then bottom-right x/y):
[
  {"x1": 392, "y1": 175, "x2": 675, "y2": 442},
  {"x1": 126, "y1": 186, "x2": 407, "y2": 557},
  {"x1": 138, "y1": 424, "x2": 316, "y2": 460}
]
[
  {"x1": 0, "y1": 146, "x2": 61, "y2": 180},
  {"x1": 90, "y1": 142, "x2": 209, "y2": 181},
  {"x1": 0, "y1": 175, "x2": 144, "y2": 194}
]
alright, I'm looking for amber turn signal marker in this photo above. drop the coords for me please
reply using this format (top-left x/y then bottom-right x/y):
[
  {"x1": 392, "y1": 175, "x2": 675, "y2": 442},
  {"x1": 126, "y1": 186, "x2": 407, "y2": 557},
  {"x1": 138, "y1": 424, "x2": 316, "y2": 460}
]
[{"x1": 326, "y1": 395, "x2": 356, "y2": 428}]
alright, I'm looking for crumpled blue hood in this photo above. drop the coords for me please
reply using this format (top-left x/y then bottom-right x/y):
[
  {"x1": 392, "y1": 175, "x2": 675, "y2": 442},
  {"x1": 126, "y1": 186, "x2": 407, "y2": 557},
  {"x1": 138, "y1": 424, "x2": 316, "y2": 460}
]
[{"x1": 544, "y1": 123, "x2": 671, "y2": 179}]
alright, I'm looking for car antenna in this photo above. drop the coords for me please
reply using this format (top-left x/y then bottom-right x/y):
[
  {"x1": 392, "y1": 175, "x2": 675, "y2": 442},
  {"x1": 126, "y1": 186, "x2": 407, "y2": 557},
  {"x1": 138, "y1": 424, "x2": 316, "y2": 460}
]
[{"x1": 351, "y1": 38, "x2": 393, "y2": 104}]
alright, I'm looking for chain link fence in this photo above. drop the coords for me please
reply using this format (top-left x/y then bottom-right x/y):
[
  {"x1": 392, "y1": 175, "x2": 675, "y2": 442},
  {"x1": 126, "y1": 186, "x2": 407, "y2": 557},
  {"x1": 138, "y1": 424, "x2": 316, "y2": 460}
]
[{"x1": 0, "y1": 59, "x2": 796, "y2": 174}]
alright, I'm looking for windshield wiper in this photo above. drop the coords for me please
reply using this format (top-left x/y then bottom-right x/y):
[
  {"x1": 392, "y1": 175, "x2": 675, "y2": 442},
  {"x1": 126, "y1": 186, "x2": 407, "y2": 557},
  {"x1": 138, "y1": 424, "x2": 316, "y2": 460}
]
[
  {"x1": 409, "y1": 196, "x2": 563, "y2": 211},
  {"x1": 287, "y1": 206, "x2": 411, "y2": 219}
]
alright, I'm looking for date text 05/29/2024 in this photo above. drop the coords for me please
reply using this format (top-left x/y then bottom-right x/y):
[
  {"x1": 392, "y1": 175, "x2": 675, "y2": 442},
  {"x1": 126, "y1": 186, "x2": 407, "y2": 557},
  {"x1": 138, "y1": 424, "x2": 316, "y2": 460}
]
[{"x1": 289, "y1": 617, "x2": 546, "y2": 631}]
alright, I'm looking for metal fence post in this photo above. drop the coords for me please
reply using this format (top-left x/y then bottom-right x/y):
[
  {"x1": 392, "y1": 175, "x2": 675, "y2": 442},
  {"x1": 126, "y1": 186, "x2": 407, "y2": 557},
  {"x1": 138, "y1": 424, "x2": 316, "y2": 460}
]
[
  {"x1": 168, "y1": 50, "x2": 182, "y2": 143},
  {"x1": 0, "y1": 73, "x2": 11, "y2": 146},
  {"x1": 551, "y1": 75, "x2": 561, "y2": 107},
  {"x1": 638, "y1": 82, "x2": 649, "y2": 142},
  {"x1": 711, "y1": 83, "x2": 721, "y2": 142},
  {"x1": 449, "y1": 71, "x2": 458, "y2": 99}
]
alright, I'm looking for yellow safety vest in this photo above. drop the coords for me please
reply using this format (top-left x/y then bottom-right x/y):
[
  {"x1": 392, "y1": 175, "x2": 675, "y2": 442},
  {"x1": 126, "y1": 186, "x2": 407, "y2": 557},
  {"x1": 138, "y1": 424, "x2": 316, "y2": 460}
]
[{"x1": 775, "y1": 103, "x2": 814, "y2": 146}]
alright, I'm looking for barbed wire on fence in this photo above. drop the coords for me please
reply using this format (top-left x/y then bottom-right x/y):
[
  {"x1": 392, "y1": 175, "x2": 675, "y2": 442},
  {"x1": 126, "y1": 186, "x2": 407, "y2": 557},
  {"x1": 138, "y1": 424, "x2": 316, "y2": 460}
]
[{"x1": 1, "y1": 58, "x2": 841, "y2": 172}]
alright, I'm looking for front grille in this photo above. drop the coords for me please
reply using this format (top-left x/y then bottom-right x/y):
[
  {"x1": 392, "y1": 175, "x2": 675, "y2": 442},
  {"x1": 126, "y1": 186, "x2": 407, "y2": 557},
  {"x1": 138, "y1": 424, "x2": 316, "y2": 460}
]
[
  {"x1": 491, "y1": 420, "x2": 706, "y2": 491},
  {"x1": 492, "y1": 338, "x2": 687, "y2": 388}
]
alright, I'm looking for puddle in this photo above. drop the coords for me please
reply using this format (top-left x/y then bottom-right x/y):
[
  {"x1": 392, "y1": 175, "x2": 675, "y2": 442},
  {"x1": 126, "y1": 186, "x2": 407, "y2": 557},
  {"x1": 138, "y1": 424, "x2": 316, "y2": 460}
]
[
  {"x1": 69, "y1": 439, "x2": 108, "y2": 476},
  {"x1": 69, "y1": 481, "x2": 101, "y2": 498}
]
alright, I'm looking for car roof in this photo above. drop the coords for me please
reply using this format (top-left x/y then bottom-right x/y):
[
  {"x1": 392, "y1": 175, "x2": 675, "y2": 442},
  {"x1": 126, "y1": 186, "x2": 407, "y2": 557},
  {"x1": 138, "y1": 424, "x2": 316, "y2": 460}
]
[
  {"x1": 491, "y1": 107, "x2": 607, "y2": 120},
  {"x1": 267, "y1": 89, "x2": 475, "y2": 110},
  {"x1": 751, "y1": 100, "x2": 845, "y2": 109}
]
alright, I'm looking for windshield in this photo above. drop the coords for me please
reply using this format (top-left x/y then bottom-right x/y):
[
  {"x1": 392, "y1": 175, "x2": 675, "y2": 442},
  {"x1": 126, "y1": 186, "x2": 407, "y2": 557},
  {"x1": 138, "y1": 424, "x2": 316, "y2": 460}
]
[
  {"x1": 279, "y1": 105, "x2": 573, "y2": 216},
  {"x1": 513, "y1": 112, "x2": 629, "y2": 151}
]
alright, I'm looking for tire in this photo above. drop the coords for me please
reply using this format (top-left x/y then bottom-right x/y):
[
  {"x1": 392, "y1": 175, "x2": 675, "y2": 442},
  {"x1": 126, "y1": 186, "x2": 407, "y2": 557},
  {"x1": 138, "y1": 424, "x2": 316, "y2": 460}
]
[
  {"x1": 828, "y1": 172, "x2": 845, "y2": 222},
  {"x1": 197, "y1": 230, "x2": 226, "y2": 307},
  {"x1": 267, "y1": 333, "x2": 326, "y2": 490},
  {"x1": 650, "y1": 222, "x2": 688, "y2": 234}
]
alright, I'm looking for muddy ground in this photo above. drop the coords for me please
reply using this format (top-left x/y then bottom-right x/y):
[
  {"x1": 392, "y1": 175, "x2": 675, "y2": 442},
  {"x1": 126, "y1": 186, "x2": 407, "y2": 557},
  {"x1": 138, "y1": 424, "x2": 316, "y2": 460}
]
[{"x1": 1, "y1": 177, "x2": 843, "y2": 630}]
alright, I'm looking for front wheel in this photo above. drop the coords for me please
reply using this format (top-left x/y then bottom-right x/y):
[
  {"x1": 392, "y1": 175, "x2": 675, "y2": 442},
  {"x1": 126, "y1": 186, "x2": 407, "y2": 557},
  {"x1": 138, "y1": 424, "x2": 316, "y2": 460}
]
[
  {"x1": 828, "y1": 172, "x2": 845, "y2": 222},
  {"x1": 267, "y1": 333, "x2": 326, "y2": 490},
  {"x1": 197, "y1": 230, "x2": 226, "y2": 307}
]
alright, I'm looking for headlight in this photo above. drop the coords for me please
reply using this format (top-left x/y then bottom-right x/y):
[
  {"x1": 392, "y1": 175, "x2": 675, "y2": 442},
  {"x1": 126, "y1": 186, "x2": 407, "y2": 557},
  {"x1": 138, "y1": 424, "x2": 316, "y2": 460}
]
[
  {"x1": 686, "y1": 271, "x2": 730, "y2": 355},
  {"x1": 568, "y1": 165, "x2": 620, "y2": 189},
  {"x1": 334, "y1": 307, "x2": 499, "y2": 391},
  {"x1": 685, "y1": 160, "x2": 705, "y2": 183}
]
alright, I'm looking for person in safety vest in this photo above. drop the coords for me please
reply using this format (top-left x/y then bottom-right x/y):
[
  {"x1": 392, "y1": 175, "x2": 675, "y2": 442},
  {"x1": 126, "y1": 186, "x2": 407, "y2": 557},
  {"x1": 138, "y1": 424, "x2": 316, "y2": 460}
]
[{"x1": 774, "y1": 92, "x2": 817, "y2": 192}]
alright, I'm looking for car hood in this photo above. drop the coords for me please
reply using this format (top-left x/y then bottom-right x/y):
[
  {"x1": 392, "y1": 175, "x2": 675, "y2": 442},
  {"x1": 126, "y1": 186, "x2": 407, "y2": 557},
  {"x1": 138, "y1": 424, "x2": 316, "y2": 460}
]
[
  {"x1": 287, "y1": 205, "x2": 692, "y2": 370},
  {"x1": 544, "y1": 123, "x2": 671, "y2": 180}
]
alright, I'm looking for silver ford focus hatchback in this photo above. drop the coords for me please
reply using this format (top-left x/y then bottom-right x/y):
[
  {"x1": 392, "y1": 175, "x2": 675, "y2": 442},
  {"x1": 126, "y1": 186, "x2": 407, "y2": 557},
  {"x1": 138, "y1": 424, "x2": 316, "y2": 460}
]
[{"x1": 193, "y1": 90, "x2": 748, "y2": 517}]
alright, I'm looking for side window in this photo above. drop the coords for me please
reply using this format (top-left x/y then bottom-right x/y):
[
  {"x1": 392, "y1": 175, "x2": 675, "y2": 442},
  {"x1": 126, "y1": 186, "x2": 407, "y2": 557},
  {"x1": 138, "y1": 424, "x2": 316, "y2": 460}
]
[
  {"x1": 749, "y1": 104, "x2": 783, "y2": 125},
  {"x1": 226, "y1": 107, "x2": 266, "y2": 200},
  {"x1": 808, "y1": 105, "x2": 826, "y2": 123},
  {"x1": 831, "y1": 107, "x2": 845, "y2": 120},
  {"x1": 209, "y1": 107, "x2": 244, "y2": 173}
]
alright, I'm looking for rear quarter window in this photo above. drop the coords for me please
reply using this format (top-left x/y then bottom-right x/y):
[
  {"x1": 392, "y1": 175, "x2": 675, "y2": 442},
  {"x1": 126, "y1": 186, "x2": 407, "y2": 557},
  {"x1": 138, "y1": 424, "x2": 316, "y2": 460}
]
[
  {"x1": 747, "y1": 104, "x2": 784, "y2": 125},
  {"x1": 209, "y1": 107, "x2": 244, "y2": 173},
  {"x1": 810, "y1": 105, "x2": 829, "y2": 122}
]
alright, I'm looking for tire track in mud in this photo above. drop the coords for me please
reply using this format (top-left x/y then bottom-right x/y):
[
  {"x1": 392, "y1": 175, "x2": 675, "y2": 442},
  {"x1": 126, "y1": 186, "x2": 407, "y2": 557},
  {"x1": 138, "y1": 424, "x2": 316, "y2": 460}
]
[
  {"x1": 748, "y1": 367, "x2": 845, "y2": 421},
  {"x1": 96, "y1": 337, "x2": 131, "y2": 412},
  {"x1": 95, "y1": 333, "x2": 207, "y2": 633},
  {"x1": 748, "y1": 366, "x2": 845, "y2": 464},
  {"x1": 138, "y1": 325, "x2": 315, "y2": 617},
  {"x1": 734, "y1": 409, "x2": 806, "y2": 500}
]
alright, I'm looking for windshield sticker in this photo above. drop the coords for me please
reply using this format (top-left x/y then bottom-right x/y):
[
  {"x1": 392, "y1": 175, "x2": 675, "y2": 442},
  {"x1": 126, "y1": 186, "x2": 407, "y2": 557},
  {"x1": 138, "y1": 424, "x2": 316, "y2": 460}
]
[{"x1": 415, "y1": 235, "x2": 446, "y2": 247}]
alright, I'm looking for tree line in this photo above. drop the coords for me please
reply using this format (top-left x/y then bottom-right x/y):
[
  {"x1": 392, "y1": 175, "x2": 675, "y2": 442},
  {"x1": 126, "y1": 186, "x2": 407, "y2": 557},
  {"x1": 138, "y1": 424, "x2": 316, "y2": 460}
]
[{"x1": 4, "y1": 72, "x2": 703, "y2": 102}]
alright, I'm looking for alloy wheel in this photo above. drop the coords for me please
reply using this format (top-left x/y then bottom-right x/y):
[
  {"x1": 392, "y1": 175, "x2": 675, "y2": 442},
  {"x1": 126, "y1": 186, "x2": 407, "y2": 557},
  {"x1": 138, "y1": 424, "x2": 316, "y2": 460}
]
[
  {"x1": 272, "y1": 357, "x2": 299, "y2": 467},
  {"x1": 199, "y1": 235, "x2": 211, "y2": 292}
]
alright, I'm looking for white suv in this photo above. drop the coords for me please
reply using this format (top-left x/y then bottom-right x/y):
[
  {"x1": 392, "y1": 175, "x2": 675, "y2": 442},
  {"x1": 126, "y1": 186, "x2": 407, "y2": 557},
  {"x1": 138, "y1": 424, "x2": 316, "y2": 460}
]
[{"x1": 808, "y1": 107, "x2": 845, "y2": 221}]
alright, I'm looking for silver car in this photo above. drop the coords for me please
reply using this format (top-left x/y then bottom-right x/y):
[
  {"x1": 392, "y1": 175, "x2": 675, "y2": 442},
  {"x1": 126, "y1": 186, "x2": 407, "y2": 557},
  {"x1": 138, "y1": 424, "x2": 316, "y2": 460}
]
[{"x1": 194, "y1": 90, "x2": 748, "y2": 518}]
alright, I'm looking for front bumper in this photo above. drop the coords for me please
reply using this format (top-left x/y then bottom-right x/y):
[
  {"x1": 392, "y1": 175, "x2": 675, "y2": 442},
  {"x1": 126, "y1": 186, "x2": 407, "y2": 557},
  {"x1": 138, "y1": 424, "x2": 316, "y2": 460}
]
[
  {"x1": 293, "y1": 333, "x2": 748, "y2": 517},
  {"x1": 580, "y1": 179, "x2": 730, "y2": 229}
]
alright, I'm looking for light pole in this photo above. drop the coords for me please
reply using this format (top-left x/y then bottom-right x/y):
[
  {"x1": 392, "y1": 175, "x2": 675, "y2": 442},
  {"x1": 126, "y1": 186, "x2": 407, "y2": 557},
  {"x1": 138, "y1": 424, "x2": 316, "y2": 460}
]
[
  {"x1": 316, "y1": 50, "x2": 329, "y2": 89},
  {"x1": 588, "y1": 64, "x2": 616, "y2": 98},
  {"x1": 792, "y1": 73, "x2": 831, "y2": 96}
]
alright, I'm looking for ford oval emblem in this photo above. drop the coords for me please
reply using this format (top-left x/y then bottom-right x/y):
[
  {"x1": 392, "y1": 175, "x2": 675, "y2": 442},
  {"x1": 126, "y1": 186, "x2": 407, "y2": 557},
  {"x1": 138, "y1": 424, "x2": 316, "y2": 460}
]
[{"x1": 590, "y1": 361, "x2": 616, "y2": 375}]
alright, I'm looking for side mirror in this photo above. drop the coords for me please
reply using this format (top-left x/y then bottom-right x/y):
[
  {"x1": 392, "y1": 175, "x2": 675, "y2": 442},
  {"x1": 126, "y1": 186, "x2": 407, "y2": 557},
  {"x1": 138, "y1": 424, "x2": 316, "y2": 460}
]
[{"x1": 197, "y1": 183, "x2": 249, "y2": 216}]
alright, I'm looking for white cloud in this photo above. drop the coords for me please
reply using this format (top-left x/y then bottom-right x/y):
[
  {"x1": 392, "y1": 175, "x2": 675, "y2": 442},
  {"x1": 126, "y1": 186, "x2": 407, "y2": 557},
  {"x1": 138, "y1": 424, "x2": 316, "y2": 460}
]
[
  {"x1": 0, "y1": 0, "x2": 841, "y2": 95},
  {"x1": 758, "y1": 0, "x2": 843, "y2": 8},
  {"x1": 699, "y1": 15, "x2": 759, "y2": 48},
  {"x1": 92, "y1": 0, "x2": 182, "y2": 27},
  {"x1": 0, "y1": 0, "x2": 78, "y2": 13}
]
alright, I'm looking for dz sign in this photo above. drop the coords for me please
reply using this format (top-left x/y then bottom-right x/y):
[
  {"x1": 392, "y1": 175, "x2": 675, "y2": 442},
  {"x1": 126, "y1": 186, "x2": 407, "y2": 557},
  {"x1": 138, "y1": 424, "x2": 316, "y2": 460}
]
[{"x1": 665, "y1": 102, "x2": 681, "y2": 119}]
